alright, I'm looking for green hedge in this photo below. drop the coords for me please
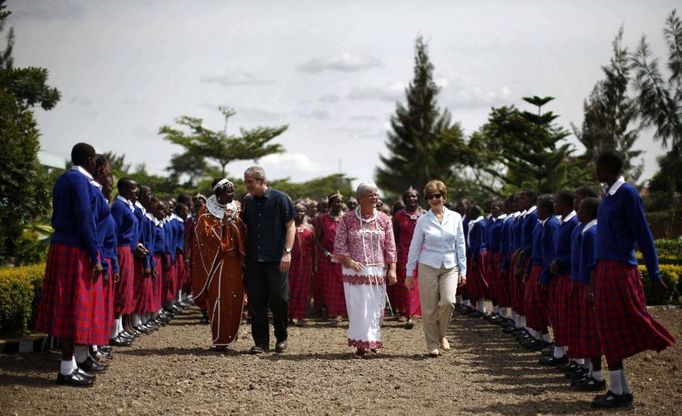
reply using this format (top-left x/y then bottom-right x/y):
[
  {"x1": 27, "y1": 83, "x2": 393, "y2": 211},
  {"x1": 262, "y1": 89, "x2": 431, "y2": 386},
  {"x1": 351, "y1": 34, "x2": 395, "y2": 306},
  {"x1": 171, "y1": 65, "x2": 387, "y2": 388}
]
[
  {"x1": 639, "y1": 264, "x2": 682, "y2": 306},
  {"x1": 0, "y1": 264, "x2": 45, "y2": 337}
]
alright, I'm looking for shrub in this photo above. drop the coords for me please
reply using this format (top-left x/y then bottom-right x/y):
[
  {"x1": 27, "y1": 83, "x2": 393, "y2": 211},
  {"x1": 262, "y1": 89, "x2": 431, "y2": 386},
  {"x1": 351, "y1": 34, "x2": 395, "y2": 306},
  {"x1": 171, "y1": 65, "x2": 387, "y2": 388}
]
[
  {"x1": 636, "y1": 239, "x2": 682, "y2": 266},
  {"x1": 0, "y1": 264, "x2": 45, "y2": 337},
  {"x1": 639, "y1": 264, "x2": 682, "y2": 305}
]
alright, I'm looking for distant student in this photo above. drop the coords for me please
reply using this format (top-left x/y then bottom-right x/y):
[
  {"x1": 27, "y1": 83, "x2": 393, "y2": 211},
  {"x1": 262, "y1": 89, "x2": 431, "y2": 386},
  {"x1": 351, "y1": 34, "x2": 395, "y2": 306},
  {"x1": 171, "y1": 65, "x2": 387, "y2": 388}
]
[
  {"x1": 465, "y1": 205, "x2": 488, "y2": 317},
  {"x1": 571, "y1": 196, "x2": 605, "y2": 391},
  {"x1": 591, "y1": 150, "x2": 676, "y2": 408}
]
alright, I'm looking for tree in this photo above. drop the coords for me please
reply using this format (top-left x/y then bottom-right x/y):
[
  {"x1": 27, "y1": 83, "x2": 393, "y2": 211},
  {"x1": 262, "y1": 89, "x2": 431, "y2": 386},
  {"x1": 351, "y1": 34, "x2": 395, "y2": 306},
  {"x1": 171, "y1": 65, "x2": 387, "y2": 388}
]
[
  {"x1": 168, "y1": 150, "x2": 208, "y2": 187},
  {"x1": 631, "y1": 9, "x2": 682, "y2": 151},
  {"x1": 0, "y1": 1, "x2": 60, "y2": 265},
  {"x1": 573, "y1": 28, "x2": 643, "y2": 182},
  {"x1": 159, "y1": 107, "x2": 288, "y2": 176},
  {"x1": 473, "y1": 97, "x2": 580, "y2": 195},
  {"x1": 376, "y1": 36, "x2": 468, "y2": 196}
]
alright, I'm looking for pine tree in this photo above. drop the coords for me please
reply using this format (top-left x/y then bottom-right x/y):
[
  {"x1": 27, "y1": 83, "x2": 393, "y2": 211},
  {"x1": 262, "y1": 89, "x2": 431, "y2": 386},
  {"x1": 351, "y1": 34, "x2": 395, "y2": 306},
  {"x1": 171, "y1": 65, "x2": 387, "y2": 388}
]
[
  {"x1": 573, "y1": 28, "x2": 642, "y2": 181},
  {"x1": 0, "y1": 1, "x2": 60, "y2": 265},
  {"x1": 376, "y1": 36, "x2": 466, "y2": 195},
  {"x1": 631, "y1": 9, "x2": 682, "y2": 151}
]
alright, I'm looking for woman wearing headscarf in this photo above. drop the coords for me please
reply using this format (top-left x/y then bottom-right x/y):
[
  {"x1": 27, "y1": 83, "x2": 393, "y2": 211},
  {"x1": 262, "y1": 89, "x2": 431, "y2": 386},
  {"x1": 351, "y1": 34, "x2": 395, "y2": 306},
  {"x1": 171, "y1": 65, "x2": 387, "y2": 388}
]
[
  {"x1": 334, "y1": 183, "x2": 397, "y2": 359},
  {"x1": 191, "y1": 179, "x2": 246, "y2": 351}
]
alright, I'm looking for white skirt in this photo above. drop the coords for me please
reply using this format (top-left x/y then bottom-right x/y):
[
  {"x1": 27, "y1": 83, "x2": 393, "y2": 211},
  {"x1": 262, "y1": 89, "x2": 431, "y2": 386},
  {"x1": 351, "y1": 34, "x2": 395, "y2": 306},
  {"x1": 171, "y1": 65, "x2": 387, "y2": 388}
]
[{"x1": 342, "y1": 265, "x2": 386, "y2": 349}]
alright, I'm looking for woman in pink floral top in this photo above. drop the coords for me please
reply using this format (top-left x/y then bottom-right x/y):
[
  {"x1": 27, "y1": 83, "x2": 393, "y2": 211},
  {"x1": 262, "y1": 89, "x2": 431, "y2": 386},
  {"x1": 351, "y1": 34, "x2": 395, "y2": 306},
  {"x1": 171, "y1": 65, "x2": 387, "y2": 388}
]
[{"x1": 334, "y1": 183, "x2": 397, "y2": 359}]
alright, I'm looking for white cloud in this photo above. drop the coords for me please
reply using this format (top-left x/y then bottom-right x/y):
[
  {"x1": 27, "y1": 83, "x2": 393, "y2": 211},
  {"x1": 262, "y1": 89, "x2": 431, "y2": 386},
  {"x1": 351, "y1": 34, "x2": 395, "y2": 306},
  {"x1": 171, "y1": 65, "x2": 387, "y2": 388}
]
[
  {"x1": 299, "y1": 109, "x2": 330, "y2": 120},
  {"x1": 68, "y1": 95, "x2": 92, "y2": 106},
  {"x1": 199, "y1": 67, "x2": 273, "y2": 86},
  {"x1": 443, "y1": 85, "x2": 514, "y2": 110},
  {"x1": 230, "y1": 153, "x2": 325, "y2": 181},
  {"x1": 10, "y1": 1, "x2": 86, "y2": 21},
  {"x1": 319, "y1": 93, "x2": 340, "y2": 103},
  {"x1": 346, "y1": 81, "x2": 405, "y2": 102},
  {"x1": 297, "y1": 52, "x2": 382, "y2": 73}
]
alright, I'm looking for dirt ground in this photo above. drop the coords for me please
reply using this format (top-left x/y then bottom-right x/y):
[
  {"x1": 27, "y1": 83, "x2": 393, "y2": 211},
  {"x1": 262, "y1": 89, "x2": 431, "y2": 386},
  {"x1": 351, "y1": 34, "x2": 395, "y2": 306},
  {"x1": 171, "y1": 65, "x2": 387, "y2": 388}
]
[{"x1": 1, "y1": 306, "x2": 680, "y2": 416}]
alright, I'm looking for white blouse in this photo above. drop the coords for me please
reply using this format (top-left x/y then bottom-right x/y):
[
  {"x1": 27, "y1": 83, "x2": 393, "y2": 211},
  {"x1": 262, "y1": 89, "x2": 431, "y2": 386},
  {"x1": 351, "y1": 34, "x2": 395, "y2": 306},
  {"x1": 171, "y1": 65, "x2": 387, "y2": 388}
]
[{"x1": 405, "y1": 207, "x2": 467, "y2": 276}]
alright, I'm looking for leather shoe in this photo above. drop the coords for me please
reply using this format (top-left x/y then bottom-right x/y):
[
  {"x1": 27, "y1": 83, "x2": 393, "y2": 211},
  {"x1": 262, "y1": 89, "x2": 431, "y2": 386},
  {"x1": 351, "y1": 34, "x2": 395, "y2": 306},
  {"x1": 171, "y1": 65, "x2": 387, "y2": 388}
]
[
  {"x1": 538, "y1": 355, "x2": 568, "y2": 366},
  {"x1": 592, "y1": 391, "x2": 629, "y2": 408},
  {"x1": 249, "y1": 345, "x2": 268, "y2": 354},
  {"x1": 57, "y1": 370, "x2": 94, "y2": 387},
  {"x1": 76, "y1": 367, "x2": 96, "y2": 380},
  {"x1": 275, "y1": 339, "x2": 288, "y2": 353},
  {"x1": 109, "y1": 337, "x2": 132, "y2": 347},
  {"x1": 574, "y1": 377, "x2": 606, "y2": 391},
  {"x1": 78, "y1": 357, "x2": 108, "y2": 373}
]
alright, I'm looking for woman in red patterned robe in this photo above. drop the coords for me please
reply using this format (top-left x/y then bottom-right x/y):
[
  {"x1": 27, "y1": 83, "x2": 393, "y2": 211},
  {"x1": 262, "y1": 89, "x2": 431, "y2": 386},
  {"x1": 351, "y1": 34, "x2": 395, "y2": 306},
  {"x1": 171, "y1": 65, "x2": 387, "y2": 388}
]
[
  {"x1": 315, "y1": 192, "x2": 346, "y2": 325},
  {"x1": 289, "y1": 203, "x2": 315, "y2": 324},
  {"x1": 390, "y1": 187, "x2": 424, "y2": 328}
]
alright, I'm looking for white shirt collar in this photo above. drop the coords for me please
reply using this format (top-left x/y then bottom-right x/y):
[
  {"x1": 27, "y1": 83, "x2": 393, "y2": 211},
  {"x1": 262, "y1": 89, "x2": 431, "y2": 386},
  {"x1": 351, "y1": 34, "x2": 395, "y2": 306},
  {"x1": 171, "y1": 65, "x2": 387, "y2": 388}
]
[
  {"x1": 134, "y1": 201, "x2": 146, "y2": 214},
  {"x1": 497, "y1": 213, "x2": 508, "y2": 220},
  {"x1": 562, "y1": 211, "x2": 576, "y2": 224},
  {"x1": 71, "y1": 165, "x2": 93, "y2": 181},
  {"x1": 468, "y1": 215, "x2": 484, "y2": 225},
  {"x1": 117, "y1": 195, "x2": 135, "y2": 211},
  {"x1": 602, "y1": 176, "x2": 626, "y2": 196},
  {"x1": 171, "y1": 213, "x2": 184, "y2": 223},
  {"x1": 582, "y1": 219, "x2": 597, "y2": 234},
  {"x1": 89, "y1": 179, "x2": 102, "y2": 190},
  {"x1": 524, "y1": 206, "x2": 537, "y2": 216}
]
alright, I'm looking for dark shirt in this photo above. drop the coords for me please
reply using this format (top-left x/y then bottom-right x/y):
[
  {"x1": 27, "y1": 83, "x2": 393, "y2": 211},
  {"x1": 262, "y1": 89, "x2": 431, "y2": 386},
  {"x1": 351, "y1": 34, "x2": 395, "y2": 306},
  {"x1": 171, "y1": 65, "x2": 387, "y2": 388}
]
[{"x1": 242, "y1": 187, "x2": 296, "y2": 263}]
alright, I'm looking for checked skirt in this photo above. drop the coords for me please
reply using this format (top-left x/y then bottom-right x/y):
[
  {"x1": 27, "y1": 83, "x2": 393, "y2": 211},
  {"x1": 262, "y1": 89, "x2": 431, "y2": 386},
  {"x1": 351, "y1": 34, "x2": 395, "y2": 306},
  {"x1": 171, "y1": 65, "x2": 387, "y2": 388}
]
[
  {"x1": 594, "y1": 260, "x2": 676, "y2": 362},
  {"x1": 523, "y1": 264, "x2": 549, "y2": 332}
]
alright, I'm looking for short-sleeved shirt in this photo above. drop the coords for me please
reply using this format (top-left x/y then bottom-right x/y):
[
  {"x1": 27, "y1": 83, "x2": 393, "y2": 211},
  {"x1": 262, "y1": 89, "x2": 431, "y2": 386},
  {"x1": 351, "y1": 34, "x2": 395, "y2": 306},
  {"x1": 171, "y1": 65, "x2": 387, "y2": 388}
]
[{"x1": 242, "y1": 187, "x2": 296, "y2": 263}]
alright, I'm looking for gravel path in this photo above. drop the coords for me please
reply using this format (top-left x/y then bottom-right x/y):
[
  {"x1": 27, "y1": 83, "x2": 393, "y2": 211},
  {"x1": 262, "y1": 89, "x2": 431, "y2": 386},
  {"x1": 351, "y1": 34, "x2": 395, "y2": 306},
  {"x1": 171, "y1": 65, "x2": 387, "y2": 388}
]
[{"x1": 1, "y1": 306, "x2": 680, "y2": 415}]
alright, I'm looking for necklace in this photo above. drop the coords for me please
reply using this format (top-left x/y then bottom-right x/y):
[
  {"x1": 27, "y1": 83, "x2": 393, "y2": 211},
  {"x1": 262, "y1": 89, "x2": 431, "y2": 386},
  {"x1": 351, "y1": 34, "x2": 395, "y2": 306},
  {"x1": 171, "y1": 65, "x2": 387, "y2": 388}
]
[{"x1": 354, "y1": 208, "x2": 381, "y2": 266}]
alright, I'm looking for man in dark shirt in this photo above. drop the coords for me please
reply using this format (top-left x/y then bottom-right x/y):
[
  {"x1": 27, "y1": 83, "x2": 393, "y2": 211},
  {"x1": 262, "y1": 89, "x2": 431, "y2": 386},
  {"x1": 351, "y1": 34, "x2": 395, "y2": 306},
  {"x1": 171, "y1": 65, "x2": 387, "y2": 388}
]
[{"x1": 242, "y1": 166, "x2": 296, "y2": 354}]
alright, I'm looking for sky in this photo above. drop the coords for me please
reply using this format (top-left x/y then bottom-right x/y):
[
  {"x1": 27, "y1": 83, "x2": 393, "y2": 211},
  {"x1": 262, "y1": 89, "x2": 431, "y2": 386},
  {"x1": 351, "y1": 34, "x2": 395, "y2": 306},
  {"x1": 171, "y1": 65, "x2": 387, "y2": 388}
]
[{"x1": 7, "y1": 0, "x2": 679, "y2": 187}]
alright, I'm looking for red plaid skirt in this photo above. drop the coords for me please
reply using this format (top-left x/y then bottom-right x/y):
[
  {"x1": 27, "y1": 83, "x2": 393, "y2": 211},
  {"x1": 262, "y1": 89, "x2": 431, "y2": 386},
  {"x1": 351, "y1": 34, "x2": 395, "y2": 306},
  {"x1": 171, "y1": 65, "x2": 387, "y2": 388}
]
[
  {"x1": 134, "y1": 257, "x2": 156, "y2": 313},
  {"x1": 319, "y1": 256, "x2": 346, "y2": 317},
  {"x1": 114, "y1": 246, "x2": 135, "y2": 315},
  {"x1": 509, "y1": 256, "x2": 527, "y2": 315},
  {"x1": 486, "y1": 252, "x2": 509, "y2": 306},
  {"x1": 466, "y1": 252, "x2": 489, "y2": 301},
  {"x1": 523, "y1": 264, "x2": 549, "y2": 331},
  {"x1": 289, "y1": 253, "x2": 312, "y2": 320},
  {"x1": 35, "y1": 244, "x2": 102, "y2": 344},
  {"x1": 102, "y1": 260, "x2": 115, "y2": 344},
  {"x1": 565, "y1": 279, "x2": 583, "y2": 358},
  {"x1": 594, "y1": 260, "x2": 676, "y2": 362},
  {"x1": 162, "y1": 254, "x2": 176, "y2": 303},
  {"x1": 547, "y1": 273, "x2": 571, "y2": 346},
  {"x1": 572, "y1": 284, "x2": 602, "y2": 358}
]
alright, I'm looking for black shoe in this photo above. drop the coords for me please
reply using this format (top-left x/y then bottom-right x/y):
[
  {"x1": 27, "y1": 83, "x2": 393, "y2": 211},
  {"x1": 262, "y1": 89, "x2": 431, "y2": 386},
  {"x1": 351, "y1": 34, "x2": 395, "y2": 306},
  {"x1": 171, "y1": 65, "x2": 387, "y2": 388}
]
[
  {"x1": 566, "y1": 368, "x2": 589, "y2": 380},
  {"x1": 404, "y1": 319, "x2": 415, "y2": 329},
  {"x1": 75, "y1": 367, "x2": 96, "y2": 380},
  {"x1": 592, "y1": 391, "x2": 629, "y2": 408},
  {"x1": 575, "y1": 377, "x2": 606, "y2": 391},
  {"x1": 275, "y1": 339, "x2": 288, "y2": 353},
  {"x1": 558, "y1": 362, "x2": 580, "y2": 373},
  {"x1": 249, "y1": 345, "x2": 268, "y2": 355},
  {"x1": 56, "y1": 370, "x2": 94, "y2": 387},
  {"x1": 134, "y1": 325, "x2": 151, "y2": 334},
  {"x1": 570, "y1": 375, "x2": 590, "y2": 387},
  {"x1": 502, "y1": 325, "x2": 519, "y2": 333},
  {"x1": 78, "y1": 357, "x2": 108, "y2": 373},
  {"x1": 109, "y1": 336, "x2": 132, "y2": 347},
  {"x1": 538, "y1": 355, "x2": 568, "y2": 366}
]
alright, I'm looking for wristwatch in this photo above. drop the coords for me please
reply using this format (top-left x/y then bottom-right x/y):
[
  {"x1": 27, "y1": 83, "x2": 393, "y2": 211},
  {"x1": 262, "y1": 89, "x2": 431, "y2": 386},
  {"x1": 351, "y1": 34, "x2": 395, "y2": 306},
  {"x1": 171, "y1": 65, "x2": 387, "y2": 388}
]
[{"x1": 284, "y1": 248, "x2": 292, "y2": 254}]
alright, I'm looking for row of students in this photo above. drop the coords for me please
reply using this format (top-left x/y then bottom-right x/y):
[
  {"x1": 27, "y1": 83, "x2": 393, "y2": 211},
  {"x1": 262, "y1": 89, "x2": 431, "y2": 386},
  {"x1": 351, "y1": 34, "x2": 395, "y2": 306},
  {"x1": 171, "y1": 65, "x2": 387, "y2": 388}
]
[
  {"x1": 35, "y1": 143, "x2": 193, "y2": 387},
  {"x1": 454, "y1": 150, "x2": 676, "y2": 409}
]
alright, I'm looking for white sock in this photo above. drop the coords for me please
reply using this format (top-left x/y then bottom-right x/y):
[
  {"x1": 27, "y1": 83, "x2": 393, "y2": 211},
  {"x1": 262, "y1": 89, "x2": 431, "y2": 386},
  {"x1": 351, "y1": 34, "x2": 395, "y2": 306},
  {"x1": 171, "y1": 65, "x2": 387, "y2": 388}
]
[
  {"x1": 92, "y1": 345, "x2": 98, "y2": 352},
  {"x1": 542, "y1": 333, "x2": 552, "y2": 343},
  {"x1": 515, "y1": 316, "x2": 523, "y2": 328},
  {"x1": 477, "y1": 300, "x2": 486, "y2": 313},
  {"x1": 132, "y1": 314, "x2": 141, "y2": 327},
  {"x1": 609, "y1": 370, "x2": 624, "y2": 395},
  {"x1": 512, "y1": 311, "x2": 518, "y2": 321},
  {"x1": 117, "y1": 317, "x2": 124, "y2": 334},
  {"x1": 493, "y1": 305, "x2": 500, "y2": 314},
  {"x1": 456, "y1": 295, "x2": 463, "y2": 304},
  {"x1": 60, "y1": 358, "x2": 76, "y2": 376},
  {"x1": 463, "y1": 299, "x2": 472, "y2": 307},
  {"x1": 621, "y1": 370, "x2": 631, "y2": 394},
  {"x1": 586, "y1": 359, "x2": 593, "y2": 377},
  {"x1": 74, "y1": 346, "x2": 89, "y2": 364},
  {"x1": 593, "y1": 370, "x2": 604, "y2": 382},
  {"x1": 573, "y1": 358, "x2": 585, "y2": 366},
  {"x1": 527, "y1": 328, "x2": 537, "y2": 338},
  {"x1": 110, "y1": 319, "x2": 119, "y2": 339},
  {"x1": 561, "y1": 346, "x2": 568, "y2": 355},
  {"x1": 520, "y1": 316, "x2": 526, "y2": 327},
  {"x1": 553, "y1": 347, "x2": 564, "y2": 359}
]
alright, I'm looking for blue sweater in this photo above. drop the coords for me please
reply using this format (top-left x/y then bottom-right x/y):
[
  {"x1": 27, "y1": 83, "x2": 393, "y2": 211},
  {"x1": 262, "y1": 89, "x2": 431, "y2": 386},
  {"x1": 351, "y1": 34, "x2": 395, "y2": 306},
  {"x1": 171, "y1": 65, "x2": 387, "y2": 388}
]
[
  {"x1": 552, "y1": 213, "x2": 579, "y2": 276},
  {"x1": 530, "y1": 222, "x2": 543, "y2": 266},
  {"x1": 468, "y1": 220, "x2": 486, "y2": 264},
  {"x1": 521, "y1": 207, "x2": 539, "y2": 255},
  {"x1": 485, "y1": 216, "x2": 504, "y2": 253},
  {"x1": 50, "y1": 169, "x2": 100, "y2": 262},
  {"x1": 170, "y1": 217, "x2": 185, "y2": 253},
  {"x1": 578, "y1": 223, "x2": 597, "y2": 285},
  {"x1": 135, "y1": 207, "x2": 155, "y2": 270},
  {"x1": 93, "y1": 188, "x2": 111, "y2": 271},
  {"x1": 569, "y1": 223, "x2": 585, "y2": 282},
  {"x1": 511, "y1": 214, "x2": 524, "y2": 252},
  {"x1": 596, "y1": 182, "x2": 660, "y2": 282},
  {"x1": 539, "y1": 216, "x2": 560, "y2": 284},
  {"x1": 111, "y1": 197, "x2": 138, "y2": 248},
  {"x1": 103, "y1": 214, "x2": 119, "y2": 274}
]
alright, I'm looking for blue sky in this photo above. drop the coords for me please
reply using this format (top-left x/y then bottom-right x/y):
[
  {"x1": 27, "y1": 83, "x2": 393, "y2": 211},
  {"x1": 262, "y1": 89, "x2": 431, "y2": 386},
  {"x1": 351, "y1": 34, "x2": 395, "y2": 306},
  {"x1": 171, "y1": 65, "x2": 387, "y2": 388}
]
[{"x1": 7, "y1": 0, "x2": 679, "y2": 186}]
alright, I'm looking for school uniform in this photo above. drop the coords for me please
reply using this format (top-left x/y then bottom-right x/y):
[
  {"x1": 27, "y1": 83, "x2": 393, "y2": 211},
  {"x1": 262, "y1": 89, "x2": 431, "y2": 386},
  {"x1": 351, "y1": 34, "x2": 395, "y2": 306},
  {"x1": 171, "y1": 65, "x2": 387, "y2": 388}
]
[
  {"x1": 35, "y1": 166, "x2": 101, "y2": 345},
  {"x1": 162, "y1": 217, "x2": 177, "y2": 304},
  {"x1": 509, "y1": 212, "x2": 526, "y2": 315},
  {"x1": 548, "y1": 211, "x2": 579, "y2": 349},
  {"x1": 102, "y1": 213, "x2": 119, "y2": 344},
  {"x1": 524, "y1": 215, "x2": 559, "y2": 332},
  {"x1": 111, "y1": 196, "x2": 138, "y2": 315},
  {"x1": 572, "y1": 220, "x2": 602, "y2": 358},
  {"x1": 134, "y1": 206, "x2": 157, "y2": 314},
  {"x1": 594, "y1": 178, "x2": 675, "y2": 362},
  {"x1": 170, "y1": 214, "x2": 186, "y2": 302},
  {"x1": 152, "y1": 218, "x2": 168, "y2": 311},
  {"x1": 466, "y1": 216, "x2": 488, "y2": 302},
  {"x1": 90, "y1": 184, "x2": 112, "y2": 346},
  {"x1": 566, "y1": 222, "x2": 585, "y2": 359},
  {"x1": 497, "y1": 214, "x2": 514, "y2": 308},
  {"x1": 485, "y1": 214, "x2": 507, "y2": 307}
]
